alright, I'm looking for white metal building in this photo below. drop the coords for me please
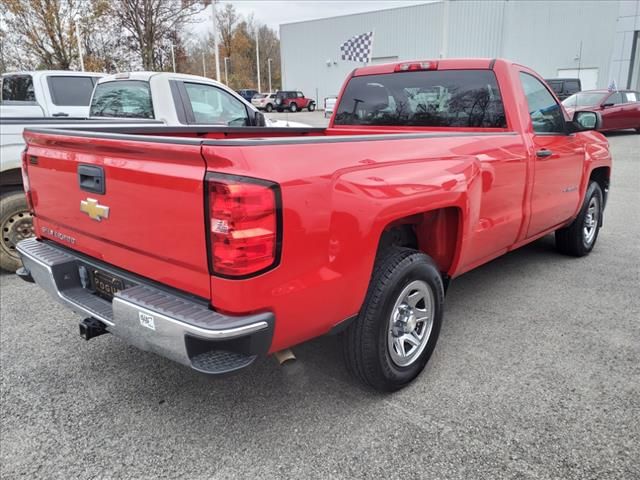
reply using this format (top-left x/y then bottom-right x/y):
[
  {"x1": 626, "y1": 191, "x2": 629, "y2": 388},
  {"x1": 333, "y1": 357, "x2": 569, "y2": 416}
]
[{"x1": 280, "y1": 0, "x2": 640, "y2": 104}]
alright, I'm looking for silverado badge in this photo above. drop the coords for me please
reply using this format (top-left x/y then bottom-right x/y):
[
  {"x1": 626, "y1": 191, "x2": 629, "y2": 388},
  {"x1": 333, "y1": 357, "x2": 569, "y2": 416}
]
[{"x1": 80, "y1": 198, "x2": 110, "y2": 221}]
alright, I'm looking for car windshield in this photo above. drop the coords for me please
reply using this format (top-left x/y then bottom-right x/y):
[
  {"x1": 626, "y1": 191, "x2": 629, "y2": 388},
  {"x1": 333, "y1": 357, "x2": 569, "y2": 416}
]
[
  {"x1": 255, "y1": 94, "x2": 267, "y2": 99},
  {"x1": 562, "y1": 92, "x2": 608, "y2": 107}
]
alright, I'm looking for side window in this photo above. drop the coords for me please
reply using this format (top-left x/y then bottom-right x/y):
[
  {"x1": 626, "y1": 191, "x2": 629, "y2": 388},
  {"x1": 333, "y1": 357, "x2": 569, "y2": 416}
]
[
  {"x1": 565, "y1": 80, "x2": 580, "y2": 93},
  {"x1": 1, "y1": 75, "x2": 35, "y2": 102},
  {"x1": 547, "y1": 81, "x2": 562, "y2": 94},
  {"x1": 606, "y1": 92, "x2": 623, "y2": 105},
  {"x1": 624, "y1": 91, "x2": 638, "y2": 102},
  {"x1": 183, "y1": 82, "x2": 249, "y2": 126},
  {"x1": 90, "y1": 80, "x2": 154, "y2": 118},
  {"x1": 297, "y1": 92, "x2": 304, "y2": 98},
  {"x1": 288, "y1": 92, "x2": 296, "y2": 99},
  {"x1": 47, "y1": 76, "x2": 96, "y2": 106},
  {"x1": 519, "y1": 72, "x2": 565, "y2": 133}
]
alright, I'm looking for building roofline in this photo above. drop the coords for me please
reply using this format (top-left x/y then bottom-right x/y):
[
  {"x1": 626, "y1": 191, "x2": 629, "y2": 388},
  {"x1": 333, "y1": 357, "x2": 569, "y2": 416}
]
[{"x1": 279, "y1": 1, "x2": 439, "y2": 28}]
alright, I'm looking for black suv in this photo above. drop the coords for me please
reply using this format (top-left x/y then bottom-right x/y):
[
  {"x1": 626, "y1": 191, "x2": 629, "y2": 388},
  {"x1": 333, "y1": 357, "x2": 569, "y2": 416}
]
[
  {"x1": 236, "y1": 89, "x2": 259, "y2": 102},
  {"x1": 545, "y1": 78, "x2": 582, "y2": 101}
]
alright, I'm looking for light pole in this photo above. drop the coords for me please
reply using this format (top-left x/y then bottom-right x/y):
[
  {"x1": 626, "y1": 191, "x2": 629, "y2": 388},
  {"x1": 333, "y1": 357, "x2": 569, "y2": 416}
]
[
  {"x1": 267, "y1": 58, "x2": 272, "y2": 92},
  {"x1": 211, "y1": 1, "x2": 221, "y2": 81},
  {"x1": 224, "y1": 57, "x2": 230, "y2": 85},
  {"x1": 255, "y1": 27, "x2": 261, "y2": 92},
  {"x1": 202, "y1": 52, "x2": 206, "y2": 76},
  {"x1": 170, "y1": 43, "x2": 176, "y2": 72},
  {"x1": 74, "y1": 16, "x2": 84, "y2": 71}
]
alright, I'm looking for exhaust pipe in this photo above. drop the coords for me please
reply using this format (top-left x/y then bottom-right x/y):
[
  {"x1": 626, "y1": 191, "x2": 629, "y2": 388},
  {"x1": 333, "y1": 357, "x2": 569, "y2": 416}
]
[
  {"x1": 79, "y1": 317, "x2": 108, "y2": 341},
  {"x1": 273, "y1": 348, "x2": 296, "y2": 365}
]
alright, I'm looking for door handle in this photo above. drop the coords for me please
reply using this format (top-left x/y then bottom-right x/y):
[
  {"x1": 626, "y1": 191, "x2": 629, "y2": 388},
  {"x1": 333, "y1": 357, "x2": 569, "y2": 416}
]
[
  {"x1": 536, "y1": 149, "x2": 553, "y2": 158},
  {"x1": 78, "y1": 165, "x2": 105, "y2": 194}
]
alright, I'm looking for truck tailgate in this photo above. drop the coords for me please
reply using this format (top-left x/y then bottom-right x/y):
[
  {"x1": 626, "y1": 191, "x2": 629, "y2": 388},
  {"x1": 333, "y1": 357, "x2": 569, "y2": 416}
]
[{"x1": 24, "y1": 131, "x2": 211, "y2": 298}]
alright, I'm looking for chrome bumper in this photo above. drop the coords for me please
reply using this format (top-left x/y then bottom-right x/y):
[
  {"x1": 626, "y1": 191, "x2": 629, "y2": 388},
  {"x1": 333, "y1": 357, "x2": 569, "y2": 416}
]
[{"x1": 16, "y1": 238, "x2": 274, "y2": 374}]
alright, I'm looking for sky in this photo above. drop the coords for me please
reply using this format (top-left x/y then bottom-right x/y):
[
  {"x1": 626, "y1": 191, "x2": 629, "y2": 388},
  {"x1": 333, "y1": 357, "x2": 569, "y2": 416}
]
[{"x1": 194, "y1": 1, "x2": 431, "y2": 34}]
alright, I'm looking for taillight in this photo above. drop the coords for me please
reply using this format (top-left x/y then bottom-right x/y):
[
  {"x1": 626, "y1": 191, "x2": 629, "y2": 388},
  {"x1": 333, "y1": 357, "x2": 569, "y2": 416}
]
[
  {"x1": 394, "y1": 61, "x2": 438, "y2": 72},
  {"x1": 206, "y1": 174, "x2": 281, "y2": 278},
  {"x1": 20, "y1": 149, "x2": 34, "y2": 212}
]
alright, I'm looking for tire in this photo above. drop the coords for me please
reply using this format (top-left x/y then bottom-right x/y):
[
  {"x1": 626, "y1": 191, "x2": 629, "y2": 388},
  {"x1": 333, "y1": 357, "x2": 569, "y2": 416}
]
[
  {"x1": 635, "y1": 127, "x2": 640, "y2": 134},
  {"x1": 289, "y1": 103, "x2": 298, "y2": 113},
  {"x1": 308, "y1": 102, "x2": 316, "y2": 112},
  {"x1": 265, "y1": 103, "x2": 273, "y2": 112},
  {"x1": 0, "y1": 189, "x2": 33, "y2": 272},
  {"x1": 555, "y1": 181, "x2": 604, "y2": 257},
  {"x1": 342, "y1": 247, "x2": 444, "y2": 392}
]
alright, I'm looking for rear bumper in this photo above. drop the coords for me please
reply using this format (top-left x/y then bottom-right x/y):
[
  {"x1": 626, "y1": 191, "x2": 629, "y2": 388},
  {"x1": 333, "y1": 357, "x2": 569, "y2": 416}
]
[{"x1": 16, "y1": 238, "x2": 274, "y2": 374}]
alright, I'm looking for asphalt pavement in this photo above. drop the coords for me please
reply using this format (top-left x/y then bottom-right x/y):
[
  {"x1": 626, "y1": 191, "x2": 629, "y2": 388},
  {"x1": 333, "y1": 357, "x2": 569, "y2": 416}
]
[{"x1": 1, "y1": 129, "x2": 638, "y2": 479}]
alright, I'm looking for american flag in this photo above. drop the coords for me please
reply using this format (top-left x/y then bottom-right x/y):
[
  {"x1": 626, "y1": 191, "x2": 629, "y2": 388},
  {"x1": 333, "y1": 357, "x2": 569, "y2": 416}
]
[{"x1": 340, "y1": 32, "x2": 374, "y2": 63}]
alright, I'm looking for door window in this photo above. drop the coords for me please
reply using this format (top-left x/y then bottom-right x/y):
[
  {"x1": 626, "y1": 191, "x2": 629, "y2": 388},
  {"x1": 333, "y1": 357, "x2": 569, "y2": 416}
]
[
  {"x1": 606, "y1": 92, "x2": 624, "y2": 105},
  {"x1": 519, "y1": 72, "x2": 565, "y2": 133},
  {"x1": 183, "y1": 82, "x2": 249, "y2": 126},
  {"x1": 1, "y1": 75, "x2": 35, "y2": 102}
]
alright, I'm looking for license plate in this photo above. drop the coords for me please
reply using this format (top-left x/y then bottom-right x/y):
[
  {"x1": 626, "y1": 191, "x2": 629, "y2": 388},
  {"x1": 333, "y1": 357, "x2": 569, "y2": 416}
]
[{"x1": 91, "y1": 269, "x2": 125, "y2": 301}]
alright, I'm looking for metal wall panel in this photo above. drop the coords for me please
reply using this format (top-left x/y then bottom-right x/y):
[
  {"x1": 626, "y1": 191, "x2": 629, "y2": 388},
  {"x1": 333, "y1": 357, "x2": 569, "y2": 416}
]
[{"x1": 280, "y1": 0, "x2": 632, "y2": 106}]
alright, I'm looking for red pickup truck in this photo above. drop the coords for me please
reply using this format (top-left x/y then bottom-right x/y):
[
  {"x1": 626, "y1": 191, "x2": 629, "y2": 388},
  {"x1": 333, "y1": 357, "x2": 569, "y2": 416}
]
[{"x1": 17, "y1": 59, "x2": 611, "y2": 391}]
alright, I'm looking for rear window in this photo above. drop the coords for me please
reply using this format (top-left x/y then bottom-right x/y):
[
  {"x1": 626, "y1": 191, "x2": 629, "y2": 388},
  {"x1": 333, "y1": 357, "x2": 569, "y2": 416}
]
[
  {"x1": 90, "y1": 80, "x2": 154, "y2": 118},
  {"x1": 47, "y1": 76, "x2": 97, "y2": 106},
  {"x1": 564, "y1": 80, "x2": 580, "y2": 92},
  {"x1": 1, "y1": 75, "x2": 35, "y2": 102},
  {"x1": 334, "y1": 69, "x2": 507, "y2": 128}
]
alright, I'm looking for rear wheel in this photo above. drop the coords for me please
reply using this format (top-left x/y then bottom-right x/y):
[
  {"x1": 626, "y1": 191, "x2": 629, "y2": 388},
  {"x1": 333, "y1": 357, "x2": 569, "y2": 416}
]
[
  {"x1": 265, "y1": 103, "x2": 273, "y2": 112},
  {"x1": 308, "y1": 102, "x2": 316, "y2": 112},
  {"x1": 555, "y1": 181, "x2": 603, "y2": 257},
  {"x1": 0, "y1": 189, "x2": 33, "y2": 272},
  {"x1": 289, "y1": 103, "x2": 298, "y2": 113},
  {"x1": 342, "y1": 247, "x2": 444, "y2": 392}
]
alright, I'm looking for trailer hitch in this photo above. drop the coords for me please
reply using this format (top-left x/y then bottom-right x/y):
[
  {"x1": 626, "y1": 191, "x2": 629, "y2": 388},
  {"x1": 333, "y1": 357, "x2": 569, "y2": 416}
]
[{"x1": 79, "y1": 317, "x2": 108, "y2": 341}]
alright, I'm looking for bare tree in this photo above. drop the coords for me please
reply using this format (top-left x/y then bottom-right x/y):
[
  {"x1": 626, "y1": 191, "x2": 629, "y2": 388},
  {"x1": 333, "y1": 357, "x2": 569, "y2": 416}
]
[
  {"x1": 2, "y1": 0, "x2": 80, "y2": 69},
  {"x1": 114, "y1": 0, "x2": 204, "y2": 70}
]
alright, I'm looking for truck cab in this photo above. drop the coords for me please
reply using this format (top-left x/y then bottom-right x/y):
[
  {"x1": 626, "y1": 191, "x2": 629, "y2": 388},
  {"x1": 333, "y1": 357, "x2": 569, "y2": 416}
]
[{"x1": 0, "y1": 71, "x2": 104, "y2": 118}]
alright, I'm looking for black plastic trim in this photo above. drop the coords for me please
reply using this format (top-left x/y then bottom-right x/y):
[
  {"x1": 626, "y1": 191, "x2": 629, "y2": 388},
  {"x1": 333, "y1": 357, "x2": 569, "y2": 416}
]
[
  {"x1": 77, "y1": 164, "x2": 106, "y2": 194},
  {"x1": 489, "y1": 58, "x2": 497, "y2": 70},
  {"x1": 204, "y1": 172, "x2": 283, "y2": 280},
  {"x1": 169, "y1": 80, "x2": 190, "y2": 124}
]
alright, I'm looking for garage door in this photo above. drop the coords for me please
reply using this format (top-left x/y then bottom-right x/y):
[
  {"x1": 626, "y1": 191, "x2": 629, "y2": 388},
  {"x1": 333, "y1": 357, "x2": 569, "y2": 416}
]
[{"x1": 557, "y1": 68, "x2": 599, "y2": 90}]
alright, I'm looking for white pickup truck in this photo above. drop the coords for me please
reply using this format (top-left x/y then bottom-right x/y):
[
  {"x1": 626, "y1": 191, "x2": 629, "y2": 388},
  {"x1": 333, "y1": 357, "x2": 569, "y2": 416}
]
[
  {"x1": 0, "y1": 71, "x2": 311, "y2": 271},
  {"x1": 1, "y1": 70, "x2": 104, "y2": 118}
]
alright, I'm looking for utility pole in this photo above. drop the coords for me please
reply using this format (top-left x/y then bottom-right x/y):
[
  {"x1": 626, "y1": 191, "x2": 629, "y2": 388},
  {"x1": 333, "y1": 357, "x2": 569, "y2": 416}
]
[
  {"x1": 75, "y1": 17, "x2": 84, "y2": 71},
  {"x1": 255, "y1": 27, "x2": 261, "y2": 92},
  {"x1": 267, "y1": 58, "x2": 272, "y2": 92},
  {"x1": 170, "y1": 43, "x2": 176, "y2": 72},
  {"x1": 212, "y1": 1, "x2": 221, "y2": 81},
  {"x1": 202, "y1": 52, "x2": 207, "y2": 77},
  {"x1": 224, "y1": 57, "x2": 230, "y2": 85}
]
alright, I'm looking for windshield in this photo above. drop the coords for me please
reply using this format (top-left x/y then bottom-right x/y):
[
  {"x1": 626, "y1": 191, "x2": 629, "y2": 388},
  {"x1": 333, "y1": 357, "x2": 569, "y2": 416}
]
[
  {"x1": 562, "y1": 92, "x2": 608, "y2": 108},
  {"x1": 334, "y1": 69, "x2": 506, "y2": 128}
]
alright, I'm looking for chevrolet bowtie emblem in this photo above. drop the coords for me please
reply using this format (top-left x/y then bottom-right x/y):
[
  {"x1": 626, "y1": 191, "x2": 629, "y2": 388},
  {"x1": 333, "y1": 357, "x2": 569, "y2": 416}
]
[{"x1": 80, "y1": 198, "x2": 110, "y2": 221}]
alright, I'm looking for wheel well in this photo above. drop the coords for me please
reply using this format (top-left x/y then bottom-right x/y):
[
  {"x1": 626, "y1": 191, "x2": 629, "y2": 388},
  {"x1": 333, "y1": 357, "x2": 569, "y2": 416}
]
[
  {"x1": 378, "y1": 207, "x2": 460, "y2": 274},
  {"x1": 589, "y1": 167, "x2": 610, "y2": 205},
  {"x1": 0, "y1": 169, "x2": 23, "y2": 194}
]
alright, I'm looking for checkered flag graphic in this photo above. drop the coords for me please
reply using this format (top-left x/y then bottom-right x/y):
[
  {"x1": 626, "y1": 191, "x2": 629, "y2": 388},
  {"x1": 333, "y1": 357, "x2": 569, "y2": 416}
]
[{"x1": 340, "y1": 32, "x2": 374, "y2": 63}]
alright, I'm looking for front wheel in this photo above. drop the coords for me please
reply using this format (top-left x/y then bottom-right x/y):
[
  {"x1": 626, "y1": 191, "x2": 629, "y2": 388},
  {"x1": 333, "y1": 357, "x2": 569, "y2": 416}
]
[
  {"x1": 342, "y1": 247, "x2": 444, "y2": 392},
  {"x1": 289, "y1": 103, "x2": 298, "y2": 113},
  {"x1": 308, "y1": 102, "x2": 316, "y2": 112},
  {"x1": 0, "y1": 189, "x2": 34, "y2": 272},
  {"x1": 555, "y1": 181, "x2": 604, "y2": 257}
]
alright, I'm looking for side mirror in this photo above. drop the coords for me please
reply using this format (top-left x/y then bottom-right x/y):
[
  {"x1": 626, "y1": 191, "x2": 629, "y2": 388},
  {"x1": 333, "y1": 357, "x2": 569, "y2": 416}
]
[
  {"x1": 570, "y1": 111, "x2": 600, "y2": 132},
  {"x1": 601, "y1": 102, "x2": 614, "y2": 108},
  {"x1": 255, "y1": 111, "x2": 266, "y2": 127}
]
